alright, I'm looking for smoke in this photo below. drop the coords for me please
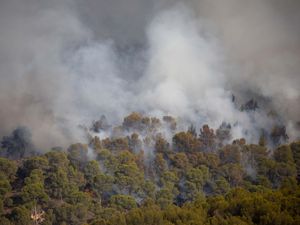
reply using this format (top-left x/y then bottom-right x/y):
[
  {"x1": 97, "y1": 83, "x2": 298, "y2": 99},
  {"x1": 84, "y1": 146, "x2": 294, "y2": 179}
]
[
  {"x1": 188, "y1": 0, "x2": 300, "y2": 134},
  {"x1": 0, "y1": 0, "x2": 299, "y2": 149},
  {"x1": 142, "y1": 6, "x2": 240, "y2": 124}
]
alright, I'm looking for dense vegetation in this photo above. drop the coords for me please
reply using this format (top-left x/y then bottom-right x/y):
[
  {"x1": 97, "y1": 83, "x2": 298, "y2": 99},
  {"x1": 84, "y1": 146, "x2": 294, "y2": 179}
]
[{"x1": 0, "y1": 112, "x2": 299, "y2": 225}]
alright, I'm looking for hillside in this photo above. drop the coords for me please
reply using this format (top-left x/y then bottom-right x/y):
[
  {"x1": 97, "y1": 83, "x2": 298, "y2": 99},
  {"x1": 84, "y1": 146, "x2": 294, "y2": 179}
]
[{"x1": 0, "y1": 113, "x2": 299, "y2": 225}]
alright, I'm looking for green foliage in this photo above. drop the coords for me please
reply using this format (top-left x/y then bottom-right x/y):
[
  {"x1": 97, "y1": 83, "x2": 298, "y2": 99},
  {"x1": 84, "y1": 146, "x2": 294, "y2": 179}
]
[
  {"x1": 220, "y1": 163, "x2": 244, "y2": 186},
  {"x1": 186, "y1": 166, "x2": 210, "y2": 190},
  {"x1": 53, "y1": 203, "x2": 88, "y2": 225},
  {"x1": 45, "y1": 167, "x2": 69, "y2": 200},
  {"x1": 154, "y1": 153, "x2": 167, "y2": 175},
  {"x1": 93, "y1": 173, "x2": 114, "y2": 199},
  {"x1": 0, "y1": 121, "x2": 299, "y2": 225},
  {"x1": 290, "y1": 141, "x2": 300, "y2": 182},
  {"x1": 84, "y1": 160, "x2": 101, "y2": 184},
  {"x1": 110, "y1": 195, "x2": 137, "y2": 211},
  {"x1": 214, "y1": 177, "x2": 231, "y2": 194},
  {"x1": 45, "y1": 151, "x2": 69, "y2": 170},
  {"x1": 21, "y1": 169, "x2": 49, "y2": 206},
  {"x1": 9, "y1": 206, "x2": 31, "y2": 225},
  {"x1": 173, "y1": 132, "x2": 201, "y2": 152},
  {"x1": 0, "y1": 158, "x2": 17, "y2": 182},
  {"x1": 68, "y1": 143, "x2": 89, "y2": 169},
  {"x1": 22, "y1": 156, "x2": 48, "y2": 176},
  {"x1": 142, "y1": 180, "x2": 156, "y2": 199},
  {"x1": 65, "y1": 190, "x2": 92, "y2": 206},
  {"x1": 0, "y1": 174, "x2": 11, "y2": 199},
  {"x1": 274, "y1": 145, "x2": 294, "y2": 163},
  {"x1": 219, "y1": 145, "x2": 241, "y2": 164},
  {"x1": 163, "y1": 204, "x2": 206, "y2": 225},
  {"x1": 115, "y1": 160, "x2": 144, "y2": 194},
  {"x1": 156, "y1": 188, "x2": 174, "y2": 209}
]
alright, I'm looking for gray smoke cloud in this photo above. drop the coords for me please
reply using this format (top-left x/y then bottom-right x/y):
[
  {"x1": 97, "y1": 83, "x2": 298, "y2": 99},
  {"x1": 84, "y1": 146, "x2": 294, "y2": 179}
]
[
  {"x1": 189, "y1": 0, "x2": 300, "y2": 140},
  {"x1": 0, "y1": 0, "x2": 299, "y2": 149}
]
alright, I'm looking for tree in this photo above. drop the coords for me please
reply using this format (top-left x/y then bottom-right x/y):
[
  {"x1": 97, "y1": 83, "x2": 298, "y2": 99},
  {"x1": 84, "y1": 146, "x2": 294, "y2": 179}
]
[
  {"x1": 67, "y1": 143, "x2": 89, "y2": 169},
  {"x1": 199, "y1": 125, "x2": 216, "y2": 151},
  {"x1": 45, "y1": 167, "x2": 69, "y2": 200},
  {"x1": 219, "y1": 145, "x2": 241, "y2": 165},
  {"x1": 163, "y1": 204, "x2": 206, "y2": 225},
  {"x1": 93, "y1": 173, "x2": 114, "y2": 199},
  {"x1": 65, "y1": 190, "x2": 92, "y2": 206},
  {"x1": 45, "y1": 151, "x2": 69, "y2": 171},
  {"x1": 90, "y1": 136, "x2": 102, "y2": 152},
  {"x1": 274, "y1": 145, "x2": 294, "y2": 163},
  {"x1": 155, "y1": 136, "x2": 170, "y2": 154},
  {"x1": 96, "y1": 208, "x2": 126, "y2": 225},
  {"x1": 170, "y1": 152, "x2": 189, "y2": 170},
  {"x1": 22, "y1": 156, "x2": 49, "y2": 177},
  {"x1": 21, "y1": 169, "x2": 49, "y2": 206},
  {"x1": 199, "y1": 153, "x2": 220, "y2": 170},
  {"x1": 154, "y1": 153, "x2": 167, "y2": 175},
  {"x1": 123, "y1": 112, "x2": 143, "y2": 130},
  {"x1": 185, "y1": 166, "x2": 210, "y2": 191},
  {"x1": 159, "y1": 171, "x2": 179, "y2": 190},
  {"x1": 216, "y1": 122, "x2": 232, "y2": 146},
  {"x1": 110, "y1": 195, "x2": 137, "y2": 211},
  {"x1": 225, "y1": 188, "x2": 284, "y2": 225},
  {"x1": 103, "y1": 138, "x2": 129, "y2": 152},
  {"x1": 0, "y1": 157, "x2": 17, "y2": 182},
  {"x1": 220, "y1": 163, "x2": 244, "y2": 186},
  {"x1": 173, "y1": 132, "x2": 201, "y2": 152},
  {"x1": 0, "y1": 216, "x2": 11, "y2": 225},
  {"x1": 125, "y1": 208, "x2": 144, "y2": 225},
  {"x1": 67, "y1": 165, "x2": 85, "y2": 189},
  {"x1": 139, "y1": 199, "x2": 165, "y2": 225},
  {"x1": 273, "y1": 162, "x2": 297, "y2": 187},
  {"x1": 156, "y1": 188, "x2": 174, "y2": 209},
  {"x1": 181, "y1": 166, "x2": 210, "y2": 201},
  {"x1": 270, "y1": 125, "x2": 288, "y2": 145},
  {"x1": 0, "y1": 174, "x2": 11, "y2": 198},
  {"x1": 290, "y1": 141, "x2": 300, "y2": 182},
  {"x1": 53, "y1": 203, "x2": 88, "y2": 225},
  {"x1": 84, "y1": 160, "x2": 101, "y2": 185},
  {"x1": 9, "y1": 206, "x2": 31, "y2": 225},
  {"x1": 128, "y1": 133, "x2": 142, "y2": 152},
  {"x1": 115, "y1": 162, "x2": 144, "y2": 194},
  {"x1": 207, "y1": 195, "x2": 229, "y2": 217},
  {"x1": 142, "y1": 180, "x2": 156, "y2": 199},
  {"x1": 214, "y1": 177, "x2": 231, "y2": 194},
  {"x1": 117, "y1": 150, "x2": 136, "y2": 165}
]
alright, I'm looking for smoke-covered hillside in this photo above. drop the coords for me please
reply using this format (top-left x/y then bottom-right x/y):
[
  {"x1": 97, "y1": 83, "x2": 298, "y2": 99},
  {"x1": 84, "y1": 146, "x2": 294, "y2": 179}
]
[
  {"x1": 0, "y1": 0, "x2": 299, "y2": 149},
  {"x1": 0, "y1": 112, "x2": 299, "y2": 224},
  {"x1": 0, "y1": 0, "x2": 300, "y2": 224}
]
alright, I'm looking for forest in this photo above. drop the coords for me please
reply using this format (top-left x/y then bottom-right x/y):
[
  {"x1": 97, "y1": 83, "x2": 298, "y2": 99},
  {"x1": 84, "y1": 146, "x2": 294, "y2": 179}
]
[
  {"x1": 1, "y1": 0, "x2": 300, "y2": 224},
  {"x1": 0, "y1": 112, "x2": 299, "y2": 225}
]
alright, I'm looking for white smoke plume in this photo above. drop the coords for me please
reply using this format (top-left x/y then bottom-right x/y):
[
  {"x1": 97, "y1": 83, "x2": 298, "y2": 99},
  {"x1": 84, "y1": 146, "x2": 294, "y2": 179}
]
[{"x1": 0, "y1": 0, "x2": 299, "y2": 149}]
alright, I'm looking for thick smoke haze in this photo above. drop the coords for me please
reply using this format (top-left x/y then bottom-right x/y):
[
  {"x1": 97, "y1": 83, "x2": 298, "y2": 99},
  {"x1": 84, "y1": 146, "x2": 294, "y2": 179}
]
[{"x1": 0, "y1": 0, "x2": 299, "y2": 148}]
